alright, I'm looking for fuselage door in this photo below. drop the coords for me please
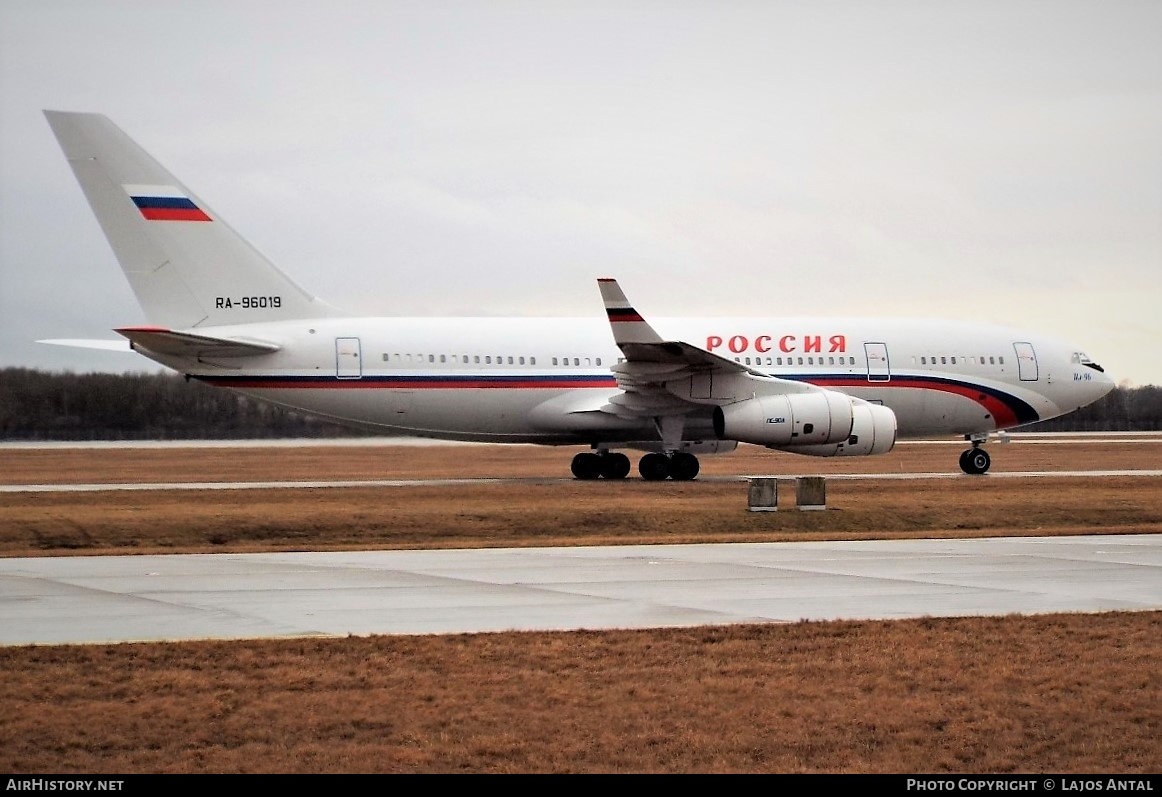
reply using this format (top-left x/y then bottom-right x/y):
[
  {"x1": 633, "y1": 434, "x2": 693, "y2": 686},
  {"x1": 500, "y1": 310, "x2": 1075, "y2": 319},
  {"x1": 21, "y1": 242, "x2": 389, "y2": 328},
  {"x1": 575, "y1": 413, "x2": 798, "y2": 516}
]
[
  {"x1": 335, "y1": 337, "x2": 362, "y2": 379},
  {"x1": 1013, "y1": 341, "x2": 1038, "y2": 381},
  {"x1": 864, "y1": 342, "x2": 890, "y2": 382}
]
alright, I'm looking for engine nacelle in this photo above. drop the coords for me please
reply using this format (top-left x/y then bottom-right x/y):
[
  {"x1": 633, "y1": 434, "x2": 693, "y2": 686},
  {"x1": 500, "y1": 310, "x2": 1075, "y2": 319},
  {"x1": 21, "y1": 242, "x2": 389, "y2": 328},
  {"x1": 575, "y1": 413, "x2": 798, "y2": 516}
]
[
  {"x1": 712, "y1": 390, "x2": 855, "y2": 447},
  {"x1": 776, "y1": 401, "x2": 897, "y2": 457}
]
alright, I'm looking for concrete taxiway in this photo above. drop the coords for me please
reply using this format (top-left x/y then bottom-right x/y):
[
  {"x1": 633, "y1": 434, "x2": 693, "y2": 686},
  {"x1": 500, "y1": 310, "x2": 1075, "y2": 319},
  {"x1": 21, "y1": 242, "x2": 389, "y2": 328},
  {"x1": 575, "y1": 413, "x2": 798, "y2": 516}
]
[{"x1": 1, "y1": 534, "x2": 1158, "y2": 646}]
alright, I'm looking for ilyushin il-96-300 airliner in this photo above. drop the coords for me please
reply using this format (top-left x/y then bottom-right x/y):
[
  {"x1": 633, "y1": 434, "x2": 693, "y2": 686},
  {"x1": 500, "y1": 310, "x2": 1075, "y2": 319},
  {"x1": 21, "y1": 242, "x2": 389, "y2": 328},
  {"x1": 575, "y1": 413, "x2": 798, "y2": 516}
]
[{"x1": 41, "y1": 111, "x2": 1116, "y2": 480}]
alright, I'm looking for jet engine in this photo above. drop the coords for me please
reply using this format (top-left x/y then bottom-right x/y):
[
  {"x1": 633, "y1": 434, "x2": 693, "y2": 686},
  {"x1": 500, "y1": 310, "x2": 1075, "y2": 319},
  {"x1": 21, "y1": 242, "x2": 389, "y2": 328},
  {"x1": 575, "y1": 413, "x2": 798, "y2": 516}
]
[
  {"x1": 712, "y1": 390, "x2": 855, "y2": 447},
  {"x1": 774, "y1": 400, "x2": 897, "y2": 457},
  {"x1": 712, "y1": 391, "x2": 896, "y2": 456}
]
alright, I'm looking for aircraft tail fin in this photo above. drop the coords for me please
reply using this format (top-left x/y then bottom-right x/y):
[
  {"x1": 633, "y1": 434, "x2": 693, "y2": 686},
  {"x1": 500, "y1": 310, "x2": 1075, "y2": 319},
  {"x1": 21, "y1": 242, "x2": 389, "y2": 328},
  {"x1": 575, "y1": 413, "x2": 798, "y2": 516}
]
[{"x1": 44, "y1": 111, "x2": 345, "y2": 328}]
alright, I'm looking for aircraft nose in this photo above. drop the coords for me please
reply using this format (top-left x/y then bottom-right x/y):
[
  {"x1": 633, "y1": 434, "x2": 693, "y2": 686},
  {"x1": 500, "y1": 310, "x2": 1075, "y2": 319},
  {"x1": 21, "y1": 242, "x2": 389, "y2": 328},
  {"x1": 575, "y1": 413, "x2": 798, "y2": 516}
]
[
  {"x1": 1098, "y1": 370, "x2": 1117, "y2": 398},
  {"x1": 1088, "y1": 365, "x2": 1117, "y2": 402}
]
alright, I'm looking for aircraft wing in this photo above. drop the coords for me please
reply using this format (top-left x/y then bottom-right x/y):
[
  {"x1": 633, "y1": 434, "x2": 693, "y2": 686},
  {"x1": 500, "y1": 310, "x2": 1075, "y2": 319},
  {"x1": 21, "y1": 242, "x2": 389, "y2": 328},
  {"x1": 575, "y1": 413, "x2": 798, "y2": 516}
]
[
  {"x1": 115, "y1": 326, "x2": 281, "y2": 358},
  {"x1": 597, "y1": 278, "x2": 817, "y2": 421},
  {"x1": 599, "y1": 277, "x2": 769, "y2": 373}
]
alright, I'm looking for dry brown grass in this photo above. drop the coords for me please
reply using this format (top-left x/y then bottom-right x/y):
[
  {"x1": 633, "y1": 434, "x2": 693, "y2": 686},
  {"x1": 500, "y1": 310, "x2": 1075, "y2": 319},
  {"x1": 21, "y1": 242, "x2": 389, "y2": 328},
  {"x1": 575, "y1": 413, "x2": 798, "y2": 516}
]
[
  {"x1": 1, "y1": 439, "x2": 1160, "y2": 773},
  {"x1": 3, "y1": 476, "x2": 1161, "y2": 555},
  {"x1": 3, "y1": 440, "x2": 1161, "y2": 556},
  {"x1": 1, "y1": 615, "x2": 1158, "y2": 774}
]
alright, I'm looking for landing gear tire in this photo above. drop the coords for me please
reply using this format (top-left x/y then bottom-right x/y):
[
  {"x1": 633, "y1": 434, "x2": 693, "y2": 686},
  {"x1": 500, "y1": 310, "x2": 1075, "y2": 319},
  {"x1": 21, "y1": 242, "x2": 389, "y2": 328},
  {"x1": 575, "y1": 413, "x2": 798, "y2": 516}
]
[
  {"x1": 669, "y1": 452, "x2": 700, "y2": 481},
  {"x1": 573, "y1": 451, "x2": 632, "y2": 480},
  {"x1": 959, "y1": 447, "x2": 991, "y2": 475},
  {"x1": 639, "y1": 452, "x2": 672, "y2": 481},
  {"x1": 637, "y1": 452, "x2": 700, "y2": 481},
  {"x1": 571, "y1": 452, "x2": 602, "y2": 480},
  {"x1": 600, "y1": 452, "x2": 631, "y2": 480}
]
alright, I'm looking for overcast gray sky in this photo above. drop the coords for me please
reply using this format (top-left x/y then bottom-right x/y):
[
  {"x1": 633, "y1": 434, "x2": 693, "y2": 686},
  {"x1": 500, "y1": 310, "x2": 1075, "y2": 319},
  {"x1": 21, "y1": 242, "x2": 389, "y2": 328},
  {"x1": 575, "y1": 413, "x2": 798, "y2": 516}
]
[{"x1": 2, "y1": 1, "x2": 1159, "y2": 386}]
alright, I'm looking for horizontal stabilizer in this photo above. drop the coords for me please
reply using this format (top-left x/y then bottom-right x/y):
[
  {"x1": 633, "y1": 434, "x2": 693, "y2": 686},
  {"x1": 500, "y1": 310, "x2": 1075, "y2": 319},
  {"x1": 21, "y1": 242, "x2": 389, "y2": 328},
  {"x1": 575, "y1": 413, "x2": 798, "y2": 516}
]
[
  {"x1": 37, "y1": 338, "x2": 133, "y2": 352},
  {"x1": 115, "y1": 326, "x2": 280, "y2": 358}
]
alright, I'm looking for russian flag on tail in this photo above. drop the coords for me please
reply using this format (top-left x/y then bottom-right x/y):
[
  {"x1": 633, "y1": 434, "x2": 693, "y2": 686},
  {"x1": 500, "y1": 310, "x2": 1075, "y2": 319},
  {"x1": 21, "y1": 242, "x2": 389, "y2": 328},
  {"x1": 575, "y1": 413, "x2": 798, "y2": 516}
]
[{"x1": 123, "y1": 184, "x2": 211, "y2": 221}]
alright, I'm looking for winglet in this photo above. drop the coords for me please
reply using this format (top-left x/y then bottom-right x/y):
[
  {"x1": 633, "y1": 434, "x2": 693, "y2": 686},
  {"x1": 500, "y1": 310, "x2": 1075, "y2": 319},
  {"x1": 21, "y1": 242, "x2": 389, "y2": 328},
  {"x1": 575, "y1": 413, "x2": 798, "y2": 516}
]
[{"x1": 598, "y1": 278, "x2": 664, "y2": 345}]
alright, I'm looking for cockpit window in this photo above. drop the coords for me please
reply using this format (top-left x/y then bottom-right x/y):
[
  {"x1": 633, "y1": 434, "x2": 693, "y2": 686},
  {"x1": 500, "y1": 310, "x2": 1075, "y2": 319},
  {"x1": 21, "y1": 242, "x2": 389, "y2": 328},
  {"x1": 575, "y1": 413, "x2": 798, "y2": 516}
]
[{"x1": 1075, "y1": 351, "x2": 1105, "y2": 373}]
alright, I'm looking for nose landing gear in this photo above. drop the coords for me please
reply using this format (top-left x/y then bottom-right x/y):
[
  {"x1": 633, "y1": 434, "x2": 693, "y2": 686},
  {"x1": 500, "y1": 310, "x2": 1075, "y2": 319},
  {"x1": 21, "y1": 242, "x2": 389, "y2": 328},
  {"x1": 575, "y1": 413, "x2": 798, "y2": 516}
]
[{"x1": 959, "y1": 445, "x2": 991, "y2": 475}]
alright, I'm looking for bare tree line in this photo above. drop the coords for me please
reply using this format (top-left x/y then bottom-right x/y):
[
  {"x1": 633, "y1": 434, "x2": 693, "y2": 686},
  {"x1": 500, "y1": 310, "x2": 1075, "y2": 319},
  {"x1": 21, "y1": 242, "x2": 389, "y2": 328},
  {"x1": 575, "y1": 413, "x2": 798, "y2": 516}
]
[
  {"x1": 0, "y1": 368, "x2": 362, "y2": 440},
  {"x1": 1022, "y1": 382, "x2": 1162, "y2": 432},
  {"x1": 0, "y1": 367, "x2": 1158, "y2": 441}
]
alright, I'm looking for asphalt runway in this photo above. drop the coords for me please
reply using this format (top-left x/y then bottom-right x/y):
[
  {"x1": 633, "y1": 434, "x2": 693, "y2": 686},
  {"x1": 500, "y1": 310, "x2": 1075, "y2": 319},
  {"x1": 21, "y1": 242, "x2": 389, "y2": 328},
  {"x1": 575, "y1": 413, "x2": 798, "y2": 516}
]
[
  {"x1": 2, "y1": 534, "x2": 1159, "y2": 646},
  {"x1": 4, "y1": 432, "x2": 1160, "y2": 493},
  {"x1": 3, "y1": 468, "x2": 1162, "y2": 492}
]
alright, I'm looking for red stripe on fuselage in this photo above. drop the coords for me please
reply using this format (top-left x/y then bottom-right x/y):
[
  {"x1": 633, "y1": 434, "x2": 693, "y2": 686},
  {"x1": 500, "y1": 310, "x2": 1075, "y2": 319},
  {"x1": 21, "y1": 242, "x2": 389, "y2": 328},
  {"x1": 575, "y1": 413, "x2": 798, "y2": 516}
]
[
  {"x1": 811, "y1": 377, "x2": 1023, "y2": 428},
  {"x1": 201, "y1": 377, "x2": 619, "y2": 390}
]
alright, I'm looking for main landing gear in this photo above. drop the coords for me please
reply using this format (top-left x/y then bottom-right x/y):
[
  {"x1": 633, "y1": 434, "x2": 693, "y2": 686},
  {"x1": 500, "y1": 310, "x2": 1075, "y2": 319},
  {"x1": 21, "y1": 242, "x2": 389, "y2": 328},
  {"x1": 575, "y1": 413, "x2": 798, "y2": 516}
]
[
  {"x1": 570, "y1": 451, "x2": 630, "y2": 480},
  {"x1": 571, "y1": 451, "x2": 700, "y2": 481},
  {"x1": 959, "y1": 444, "x2": 991, "y2": 475}
]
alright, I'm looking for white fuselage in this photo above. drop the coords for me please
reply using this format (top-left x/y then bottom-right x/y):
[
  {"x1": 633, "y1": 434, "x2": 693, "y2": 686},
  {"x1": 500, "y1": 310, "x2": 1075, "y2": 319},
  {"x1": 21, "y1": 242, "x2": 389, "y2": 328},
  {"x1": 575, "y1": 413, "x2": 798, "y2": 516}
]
[{"x1": 138, "y1": 314, "x2": 1115, "y2": 446}]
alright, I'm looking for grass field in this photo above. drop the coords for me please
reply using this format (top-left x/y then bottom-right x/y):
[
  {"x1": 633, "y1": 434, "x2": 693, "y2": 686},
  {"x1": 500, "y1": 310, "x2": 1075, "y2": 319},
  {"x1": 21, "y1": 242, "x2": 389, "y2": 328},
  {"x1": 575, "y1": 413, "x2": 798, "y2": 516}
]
[{"x1": 1, "y1": 438, "x2": 1159, "y2": 773}]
